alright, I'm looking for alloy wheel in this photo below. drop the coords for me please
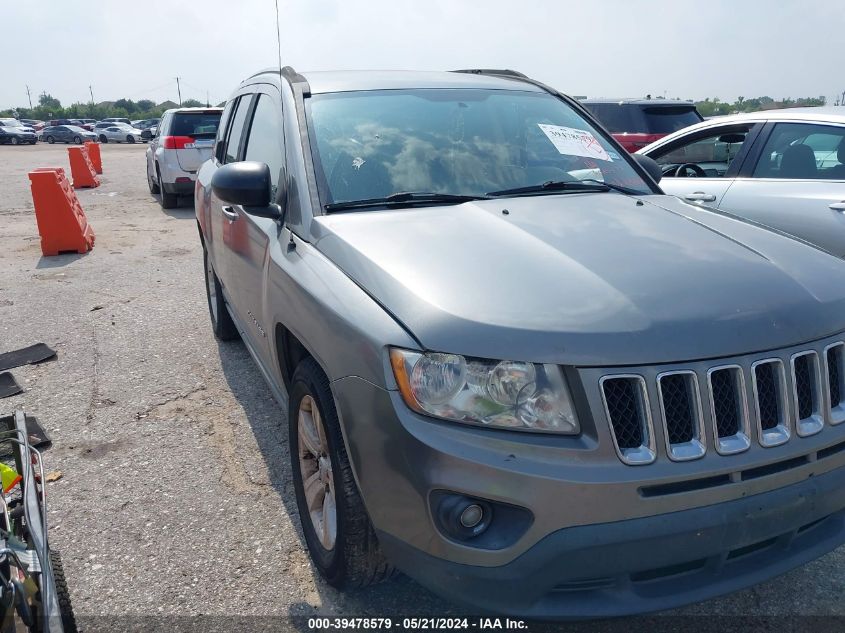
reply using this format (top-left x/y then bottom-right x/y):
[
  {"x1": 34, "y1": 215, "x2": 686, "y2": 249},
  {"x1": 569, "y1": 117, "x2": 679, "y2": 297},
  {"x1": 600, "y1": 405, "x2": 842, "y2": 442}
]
[{"x1": 297, "y1": 394, "x2": 337, "y2": 550}]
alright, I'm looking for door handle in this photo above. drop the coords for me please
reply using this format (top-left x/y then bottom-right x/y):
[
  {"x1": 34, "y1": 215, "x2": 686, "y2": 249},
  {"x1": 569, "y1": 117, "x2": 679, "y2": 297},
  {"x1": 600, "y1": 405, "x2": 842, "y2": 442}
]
[
  {"x1": 221, "y1": 205, "x2": 239, "y2": 221},
  {"x1": 830, "y1": 202, "x2": 845, "y2": 212},
  {"x1": 683, "y1": 192, "x2": 717, "y2": 202}
]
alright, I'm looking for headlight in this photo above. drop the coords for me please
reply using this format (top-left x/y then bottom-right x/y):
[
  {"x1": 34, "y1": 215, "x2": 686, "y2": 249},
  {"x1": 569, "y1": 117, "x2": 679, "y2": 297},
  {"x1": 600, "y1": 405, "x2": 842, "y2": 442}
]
[{"x1": 389, "y1": 348, "x2": 580, "y2": 434}]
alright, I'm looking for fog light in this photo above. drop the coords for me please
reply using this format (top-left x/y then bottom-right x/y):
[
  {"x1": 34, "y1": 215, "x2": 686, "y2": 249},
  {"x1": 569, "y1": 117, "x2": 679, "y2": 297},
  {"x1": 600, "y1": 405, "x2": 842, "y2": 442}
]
[
  {"x1": 460, "y1": 504, "x2": 484, "y2": 528},
  {"x1": 430, "y1": 490, "x2": 533, "y2": 550}
]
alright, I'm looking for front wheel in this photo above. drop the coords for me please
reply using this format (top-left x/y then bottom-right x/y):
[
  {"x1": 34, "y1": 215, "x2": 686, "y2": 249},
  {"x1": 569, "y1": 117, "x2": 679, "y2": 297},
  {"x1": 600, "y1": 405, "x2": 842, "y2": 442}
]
[
  {"x1": 99, "y1": 135, "x2": 107, "y2": 144},
  {"x1": 289, "y1": 357, "x2": 395, "y2": 589},
  {"x1": 10, "y1": 137, "x2": 18, "y2": 145},
  {"x1": 127, "y1": 135, "x2": 136, "y2": 144},
  {"x1": 73, "y1": 135, "x2": 82, "y2": 144},
  {"x1": 46, "y1": 136, "x2": 54, "y2": 144},
  {"x1": 203, "y1": 249, "x2": 238, "y2": 341}
]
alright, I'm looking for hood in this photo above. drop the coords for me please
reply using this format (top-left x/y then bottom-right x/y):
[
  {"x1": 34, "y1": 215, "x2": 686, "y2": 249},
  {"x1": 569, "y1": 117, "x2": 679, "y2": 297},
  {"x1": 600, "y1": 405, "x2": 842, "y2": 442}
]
[{"x1": 313, "y1": 194, "x2": 845, "y2": 366}]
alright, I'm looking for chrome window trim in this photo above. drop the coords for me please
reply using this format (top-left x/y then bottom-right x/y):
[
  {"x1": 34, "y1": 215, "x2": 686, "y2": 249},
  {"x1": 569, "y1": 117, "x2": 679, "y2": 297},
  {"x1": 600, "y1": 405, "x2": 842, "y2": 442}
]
[
  {"x1": 823, "y1": 342, "x2": 845, "y2": 425},
  {"x1": 791, "y1": 350, "x2": 824, "y2": 438},
  {"x1": 656, "y1": 370, "x2": 706, "y2": 462},
  {"x1": 599, "y1": 374, "x2": 656, "y2": 466},
  {"x1": 706, "y1": 364, "x2": 751, "y2": 455},
  {"x1": 751, "y1": 358, "x2": 791, "y2": 447}
]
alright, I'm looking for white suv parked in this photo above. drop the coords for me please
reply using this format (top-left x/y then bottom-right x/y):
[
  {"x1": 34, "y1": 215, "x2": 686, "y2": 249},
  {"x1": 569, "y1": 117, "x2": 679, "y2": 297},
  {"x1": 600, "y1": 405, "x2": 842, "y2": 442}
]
[{"x1": 145, "y1": 107, "x2": 223, "y2": 209}]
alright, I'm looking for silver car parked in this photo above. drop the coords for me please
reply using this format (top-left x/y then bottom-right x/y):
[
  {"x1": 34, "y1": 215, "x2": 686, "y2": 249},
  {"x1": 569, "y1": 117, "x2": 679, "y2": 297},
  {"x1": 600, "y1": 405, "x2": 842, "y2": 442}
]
[
  {"x1": 639, "y1": 107, "x2": 845, "y2": 257},
  {"x1": 97, "y1": 123, "x2": 144, "y2": 144}
]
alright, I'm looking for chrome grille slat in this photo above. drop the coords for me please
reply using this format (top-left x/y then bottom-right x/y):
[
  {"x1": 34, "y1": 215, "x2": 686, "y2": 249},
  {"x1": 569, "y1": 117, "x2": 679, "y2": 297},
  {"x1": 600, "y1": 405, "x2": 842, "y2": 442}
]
[
  {"x1": 825, "y1": 342, "x2": 845, "y2": 425},
  {"x1": 791, "y1": 351, "x2": 823, "y2": 437},
  {"x1": 657, "y1": 371, "x2": 705, "y2": 461},
  {"x1": 751, "y1": 359, "x2": 790, "y2": 447},
  {"x1": 707, "y1": 365, "x2": 751, "y2": 455},
  {"x1": 600, "y1": 375, "x2": 656, "y2": 466}
]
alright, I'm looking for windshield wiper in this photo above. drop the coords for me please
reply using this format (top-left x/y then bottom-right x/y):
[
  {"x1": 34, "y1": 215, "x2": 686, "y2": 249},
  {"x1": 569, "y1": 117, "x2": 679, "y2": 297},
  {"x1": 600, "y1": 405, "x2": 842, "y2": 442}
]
[
  {"x1": 488, "y1": 179, "x2": 639, "y2": 197},
  {"x1": 324, "y1": 192, "x2": 488, "y2": 212}
]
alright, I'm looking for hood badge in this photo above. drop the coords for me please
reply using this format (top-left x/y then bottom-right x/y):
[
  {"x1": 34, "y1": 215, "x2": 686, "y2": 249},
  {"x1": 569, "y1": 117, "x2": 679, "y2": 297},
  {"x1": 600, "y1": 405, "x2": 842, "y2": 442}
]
[{"x1": 352, "y1": 157, "x2": 366, "y2": 170}]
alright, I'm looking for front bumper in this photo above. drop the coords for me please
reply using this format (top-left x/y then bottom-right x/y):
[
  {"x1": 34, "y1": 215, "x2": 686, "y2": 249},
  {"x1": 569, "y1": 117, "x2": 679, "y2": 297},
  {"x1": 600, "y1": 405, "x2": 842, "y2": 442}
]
[
  {"x1": 331, "y1": 375, "x2": 845, "y2": 617},
  {"x1": 378, "y1": 468, "x2": 845, "y2": 617}
]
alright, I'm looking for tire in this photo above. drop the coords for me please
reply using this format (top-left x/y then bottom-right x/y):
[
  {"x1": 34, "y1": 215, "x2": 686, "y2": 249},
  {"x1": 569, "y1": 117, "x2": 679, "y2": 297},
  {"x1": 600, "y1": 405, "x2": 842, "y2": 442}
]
[
  {"x1": 99, "y1": 135, "x2": 107, "y2": 144},
  {"x1": 46, "y1": 136, "x2": 54, "y2": 144},
  {"x1": 289, "y1": 357, "x2": 395, "y2": 589},
  {"x1": 127, "y1": 135, "x2": 135, "y2": 144},
  {"x1": 157, "y1": 166, "x2": 177, "y2": 209},
  {"x1": 49, "y1": 550, "x2": 78, "y2": 633},
  {"x1": 203, "y1": 248, "x2": 238, "y2": 341},
  {"x1": 10, "y1": 137, "x2": 19, "y2": 145},
  {"x1": 73, "y1": 135, "x2": 81, "y2": 144},
  {"x1": 148, "y1": 163, "x2": 160, "y2": 194}
]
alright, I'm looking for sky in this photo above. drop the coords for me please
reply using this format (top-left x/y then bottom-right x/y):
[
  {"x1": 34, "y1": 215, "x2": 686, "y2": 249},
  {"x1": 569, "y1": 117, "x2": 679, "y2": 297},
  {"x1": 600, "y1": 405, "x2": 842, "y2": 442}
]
[{"x1": 3, "y1": 0, "x2": 845, "y2": 110}]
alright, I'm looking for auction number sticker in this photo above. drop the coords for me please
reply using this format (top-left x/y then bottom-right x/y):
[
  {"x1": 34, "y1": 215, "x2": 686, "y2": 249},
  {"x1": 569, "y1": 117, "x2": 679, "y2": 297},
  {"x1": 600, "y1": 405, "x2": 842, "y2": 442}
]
[{"x1": 538, "y1": 124, "x2": 611, "y2": 161}]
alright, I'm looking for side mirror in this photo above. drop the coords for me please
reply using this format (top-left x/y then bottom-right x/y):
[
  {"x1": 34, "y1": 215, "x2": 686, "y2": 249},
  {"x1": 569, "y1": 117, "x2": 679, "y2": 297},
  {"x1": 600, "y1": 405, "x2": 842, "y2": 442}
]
[
  {"x1": 211, "y1": 161, "x2": 282, "y2": 220},
  {"x1": 633, "y1": 154, "x2": 662, "y2": 183},
  {"x1": 212, "y1": 161, "x2": 272, "y2": 206}
]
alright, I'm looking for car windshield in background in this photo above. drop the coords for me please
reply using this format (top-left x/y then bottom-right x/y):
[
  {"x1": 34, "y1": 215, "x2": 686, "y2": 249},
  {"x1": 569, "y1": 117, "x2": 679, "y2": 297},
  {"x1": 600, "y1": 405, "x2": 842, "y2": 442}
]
[
  {"x1": 171, "y1": 112, "x2": 221, "y2": 138},
  {"x1": 308, "y1": 89, "x2": 652, "y2": 206}
]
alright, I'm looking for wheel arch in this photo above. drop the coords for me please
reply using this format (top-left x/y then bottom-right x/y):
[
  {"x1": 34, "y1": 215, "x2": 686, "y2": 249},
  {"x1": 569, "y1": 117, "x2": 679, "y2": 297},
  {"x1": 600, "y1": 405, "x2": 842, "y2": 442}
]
[{"x1": 275, "y1": 323, "x2": 313, "y2": 390}]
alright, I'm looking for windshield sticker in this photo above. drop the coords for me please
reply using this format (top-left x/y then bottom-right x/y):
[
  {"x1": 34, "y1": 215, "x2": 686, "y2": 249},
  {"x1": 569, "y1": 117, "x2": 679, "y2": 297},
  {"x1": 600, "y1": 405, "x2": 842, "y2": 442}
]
[
  {"x1": 537, "y1": 124, "x2": 612, "y2": 162},
  {"x1": 607, "y1": 150, "x2": 622, "y2": 161}
]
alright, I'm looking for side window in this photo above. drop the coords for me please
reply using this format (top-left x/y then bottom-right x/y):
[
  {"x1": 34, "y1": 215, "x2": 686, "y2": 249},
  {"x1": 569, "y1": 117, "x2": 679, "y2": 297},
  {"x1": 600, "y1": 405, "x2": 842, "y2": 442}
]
[
  {"x1": 224, "y1": 95, "x2": 254, "y2": 164},
  {"x1": 753, "y1": 122, "x2": 845, "y2": 180},
  {"x1": 214, "y1": 100, "x2": 235, "y2": 163},
  {"x1": 652, "y1": 125, "x2": 752, "y2": 178},
  {"x1": 243, "y1": 94, "x2": 284, "y2": 198}
]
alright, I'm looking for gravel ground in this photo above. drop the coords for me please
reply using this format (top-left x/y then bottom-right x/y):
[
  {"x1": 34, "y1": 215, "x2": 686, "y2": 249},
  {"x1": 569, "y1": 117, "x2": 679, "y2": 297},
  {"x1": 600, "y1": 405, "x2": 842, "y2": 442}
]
[{"x1": 0, "y1": 143, "x2": 843, "y2": 631}]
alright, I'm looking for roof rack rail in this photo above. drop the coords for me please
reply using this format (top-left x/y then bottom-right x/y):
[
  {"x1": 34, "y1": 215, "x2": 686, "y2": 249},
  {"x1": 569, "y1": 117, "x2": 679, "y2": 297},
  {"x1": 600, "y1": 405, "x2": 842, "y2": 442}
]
[
  {"x1": 451, "y1": 69, "x2": 529, "y2": 79},
  {"x1": 246, "y1": 66, "x2": 311, "y2": 95}
]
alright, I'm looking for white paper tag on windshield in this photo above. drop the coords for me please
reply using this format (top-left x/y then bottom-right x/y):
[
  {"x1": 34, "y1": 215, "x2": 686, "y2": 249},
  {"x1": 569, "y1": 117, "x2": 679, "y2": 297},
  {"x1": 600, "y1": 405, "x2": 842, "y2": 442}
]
[{"x1": 538, "y1": 124, "x2": 612, "y2": 161}]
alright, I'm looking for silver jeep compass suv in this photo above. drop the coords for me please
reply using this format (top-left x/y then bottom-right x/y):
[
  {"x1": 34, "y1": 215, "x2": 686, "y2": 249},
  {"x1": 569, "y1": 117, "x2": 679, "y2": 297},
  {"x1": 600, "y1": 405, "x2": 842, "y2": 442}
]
[{"x1": 195, "y1": 67, "x2": 845, "y2": 618}]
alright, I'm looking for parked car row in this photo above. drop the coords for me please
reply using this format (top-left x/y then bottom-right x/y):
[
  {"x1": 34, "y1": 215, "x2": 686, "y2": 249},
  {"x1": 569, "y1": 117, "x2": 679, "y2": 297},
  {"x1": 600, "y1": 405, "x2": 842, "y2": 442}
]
[{"x1": 0, "y1": 116, "x2": 161, "y2": 146}]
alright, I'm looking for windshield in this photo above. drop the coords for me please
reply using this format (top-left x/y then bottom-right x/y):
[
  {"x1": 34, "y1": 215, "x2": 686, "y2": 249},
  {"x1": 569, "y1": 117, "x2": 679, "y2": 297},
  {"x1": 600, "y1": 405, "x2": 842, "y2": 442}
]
[{"x1": 307, "y1": 89, "x2": 652, "y2": 206}]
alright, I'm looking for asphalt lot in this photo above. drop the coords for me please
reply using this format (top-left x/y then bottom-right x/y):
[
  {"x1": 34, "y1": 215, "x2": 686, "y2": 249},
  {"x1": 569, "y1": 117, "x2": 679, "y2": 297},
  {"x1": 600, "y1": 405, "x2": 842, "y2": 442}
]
[{"x1": 1, "y1": 143, "x2": 844, "y2": 630}]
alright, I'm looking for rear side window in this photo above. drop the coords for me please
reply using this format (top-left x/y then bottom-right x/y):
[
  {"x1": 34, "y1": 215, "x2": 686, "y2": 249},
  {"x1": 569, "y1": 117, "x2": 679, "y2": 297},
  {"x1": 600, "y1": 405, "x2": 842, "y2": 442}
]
[
  {"x1": 243, "y1": 94, "x2": 284, "y2": 199},
  {"x1": 753, "y1": 122, "x2": 845, "y2": 179},
  {"x1": 171, "y1": 111, "x2": 222, "y2": 139},
  {"x1": 641, "y1": 106, "x2": 702, "y2": 133},
  {"x1": 583, "y1": 104, "x2": 641, "y2": 133},
  {"x1": 224, "y1": 96, "x2": 254, "y2": 163}
]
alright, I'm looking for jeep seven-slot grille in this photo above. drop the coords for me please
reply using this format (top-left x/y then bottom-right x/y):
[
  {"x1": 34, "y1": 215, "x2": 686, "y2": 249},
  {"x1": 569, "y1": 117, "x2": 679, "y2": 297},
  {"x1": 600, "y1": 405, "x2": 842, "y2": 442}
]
[
  {"x1": 659, "y1": 374, "x2": 695, "y2": 444},
  {"x1": 598, "y1": 337, "x2": 845, "y2": 465},
  {"x1": 602, "y1": 378, "x2": 645, "y2": 449},
  {"x1": 710, "y1": 369, "x2": 740, "y2": 438},
  {"x1": 794, "y1": 355, "x2": 813, "y2": 420},
  {"x1": 754, "y1": 362, "x2": 782, "y2": 431}
]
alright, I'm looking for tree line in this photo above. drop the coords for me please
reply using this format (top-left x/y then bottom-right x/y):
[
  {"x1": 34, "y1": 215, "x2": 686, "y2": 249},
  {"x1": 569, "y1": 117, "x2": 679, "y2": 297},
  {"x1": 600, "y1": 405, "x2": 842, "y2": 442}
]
[
  {"x1": 694, "y1": 95, "x2": 827, "y2": 117},
  {"x1": 1, "y1": 93, "x2": 224, "y2": 121}
]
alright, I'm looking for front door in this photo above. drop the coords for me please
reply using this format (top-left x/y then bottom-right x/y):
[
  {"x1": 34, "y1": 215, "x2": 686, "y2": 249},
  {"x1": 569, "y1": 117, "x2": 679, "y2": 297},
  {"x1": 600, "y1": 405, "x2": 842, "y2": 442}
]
[
  {"x1": 646, "y1": 122, "x2": 761, "y2": 207},
  {"x1": 219, "y1": 89, "x2": 286, "y2": 357}
]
